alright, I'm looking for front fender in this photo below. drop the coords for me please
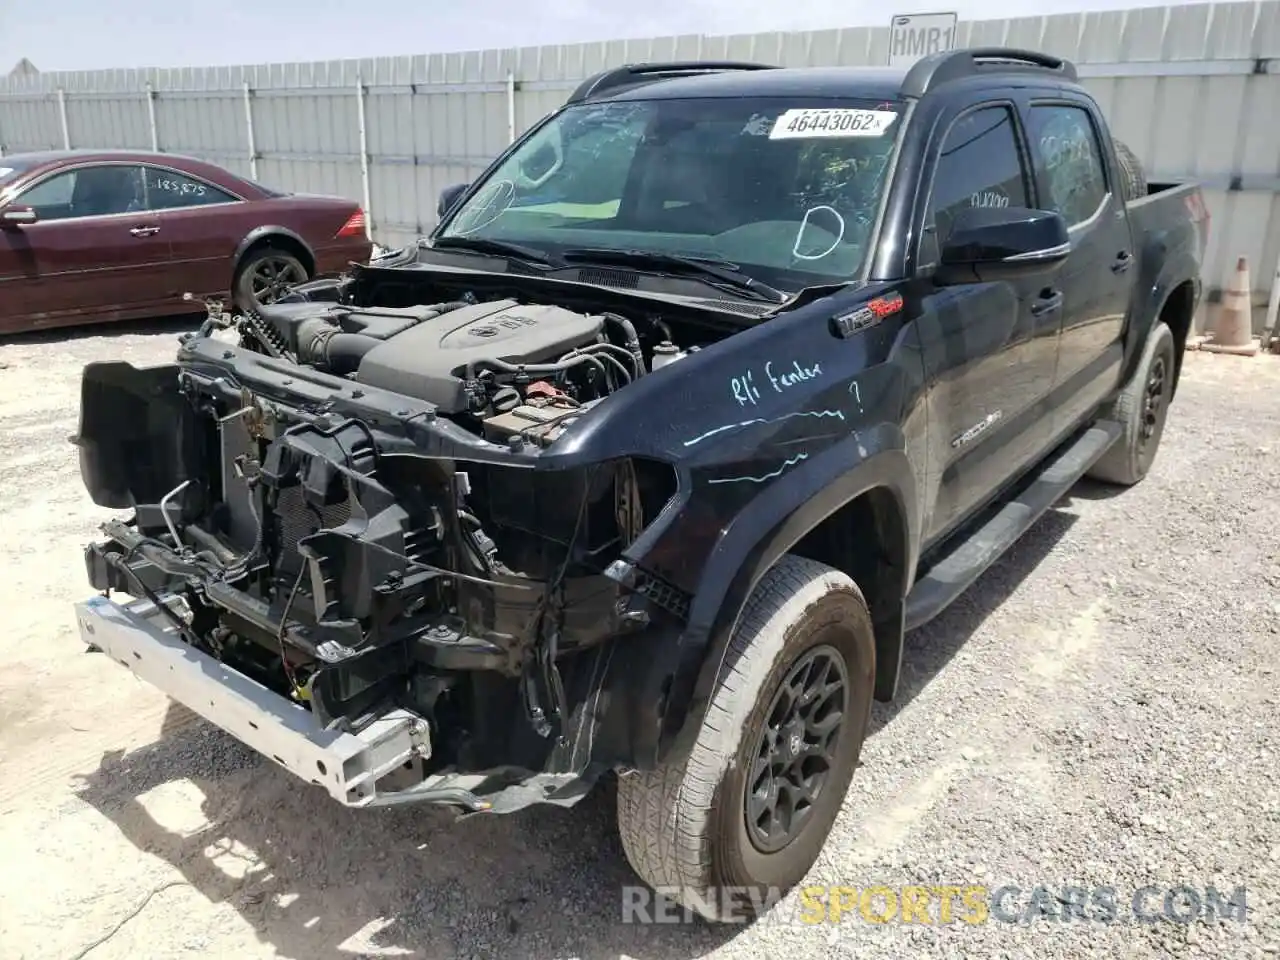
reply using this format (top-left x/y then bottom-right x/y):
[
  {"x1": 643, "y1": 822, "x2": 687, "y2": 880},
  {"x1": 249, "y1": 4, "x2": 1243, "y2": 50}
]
[{"x1": 642, "y1": 421, "x2": 920, "y2": 766}]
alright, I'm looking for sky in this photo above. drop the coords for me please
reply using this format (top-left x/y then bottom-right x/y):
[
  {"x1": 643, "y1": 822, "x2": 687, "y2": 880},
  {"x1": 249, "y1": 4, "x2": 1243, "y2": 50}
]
[{"x1": 1, "y1": 0, "x2": 1184, "y2": 73}]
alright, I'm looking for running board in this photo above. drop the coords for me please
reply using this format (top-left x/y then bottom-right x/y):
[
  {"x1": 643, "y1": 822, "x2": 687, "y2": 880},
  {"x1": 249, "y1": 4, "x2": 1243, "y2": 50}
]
[{"x1": 904, "y1": 420, "x2": 1123, "y2": 631}]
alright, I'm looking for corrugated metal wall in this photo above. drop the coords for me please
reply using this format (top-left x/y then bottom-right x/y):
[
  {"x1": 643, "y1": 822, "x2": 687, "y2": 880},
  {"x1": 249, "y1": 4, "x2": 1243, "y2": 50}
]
[{"x1": 2, "y1": 1, "x2": 1278, "y2": 327}]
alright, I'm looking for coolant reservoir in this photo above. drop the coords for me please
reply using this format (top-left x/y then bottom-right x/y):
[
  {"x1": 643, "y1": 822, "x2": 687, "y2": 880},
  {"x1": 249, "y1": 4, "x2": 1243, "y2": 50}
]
[{"x1": 651, "y1": 341, "x2": 686, "y2": 370}]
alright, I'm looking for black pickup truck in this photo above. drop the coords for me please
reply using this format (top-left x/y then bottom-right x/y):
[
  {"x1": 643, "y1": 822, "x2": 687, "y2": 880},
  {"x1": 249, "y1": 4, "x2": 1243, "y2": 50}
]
[{"x1": 73, "y1": 48, "x2": 1206, "y2": 921}]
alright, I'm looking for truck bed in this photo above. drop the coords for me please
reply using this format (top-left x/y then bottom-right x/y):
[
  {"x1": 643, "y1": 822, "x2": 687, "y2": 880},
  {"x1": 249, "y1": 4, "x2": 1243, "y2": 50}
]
[
  {"x1": 1125, "y1": 178, "x2": 1208, "y2": 281},
  {"x1": 1127, "y1": 179, "x2": 1207, "y2": 235}
]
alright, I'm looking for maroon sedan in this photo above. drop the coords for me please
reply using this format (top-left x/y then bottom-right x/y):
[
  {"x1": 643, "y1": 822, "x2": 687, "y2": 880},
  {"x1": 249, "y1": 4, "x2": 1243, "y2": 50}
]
[{"x1": 0, "y1": 149, "x2": 373, "y2": 335}]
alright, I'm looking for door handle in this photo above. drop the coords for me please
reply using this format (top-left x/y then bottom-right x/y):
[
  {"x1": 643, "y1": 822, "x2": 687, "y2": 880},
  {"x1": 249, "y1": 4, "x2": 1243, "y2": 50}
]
[
  {"x1": 1111, "y1": 251, "x2": 1133, "y2": 273},
  {"x1": 129, "y1": 225, "x2": 160, "y2": 237},
  {"x1": 1030, "y1": 290, "x2": 1064, "y2": 317}
]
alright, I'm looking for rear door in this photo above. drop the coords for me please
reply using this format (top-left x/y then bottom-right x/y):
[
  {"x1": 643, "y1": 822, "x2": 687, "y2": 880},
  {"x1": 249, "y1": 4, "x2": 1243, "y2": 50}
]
[
  {"x1": 0, "y1": 163, "x2": 171, "y2": 328},
  {"x1": 1022, "y1": 98, "x2": 1134, "y2": 436},
  {"x1": 914, "y1": 101, "x2": 1064, "y2": 546},
  {"x1": 140, "y1": 164, "x2": 250, "y2": 300}
]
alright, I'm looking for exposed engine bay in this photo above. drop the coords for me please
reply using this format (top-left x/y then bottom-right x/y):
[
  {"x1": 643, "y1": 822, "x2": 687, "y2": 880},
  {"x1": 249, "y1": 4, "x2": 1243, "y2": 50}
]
[
  {"x1": 75, "y1": 277, "x2": 745, "y2": 805},
  {"x1": 234, "y1": 293, "x2": 701, "y2": 448}
]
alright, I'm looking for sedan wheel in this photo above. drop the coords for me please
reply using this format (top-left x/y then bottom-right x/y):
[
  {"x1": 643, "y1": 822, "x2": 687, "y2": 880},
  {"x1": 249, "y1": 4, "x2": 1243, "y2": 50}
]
[{"x1": 234, "y1": 249, "x2": 310, "y2": 312}]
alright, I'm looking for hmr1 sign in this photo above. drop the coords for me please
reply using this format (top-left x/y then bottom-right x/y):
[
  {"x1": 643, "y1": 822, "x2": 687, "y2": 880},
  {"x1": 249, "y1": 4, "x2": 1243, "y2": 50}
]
[{"x1": 888, "y1": 12, "x2": 958, "y2": 67}]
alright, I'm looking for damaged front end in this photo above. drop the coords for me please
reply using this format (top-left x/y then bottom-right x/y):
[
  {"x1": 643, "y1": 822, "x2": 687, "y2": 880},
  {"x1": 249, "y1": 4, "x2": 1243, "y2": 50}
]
[{"x1": 72, "y1": 300, "x2": 687, "y2": 813}]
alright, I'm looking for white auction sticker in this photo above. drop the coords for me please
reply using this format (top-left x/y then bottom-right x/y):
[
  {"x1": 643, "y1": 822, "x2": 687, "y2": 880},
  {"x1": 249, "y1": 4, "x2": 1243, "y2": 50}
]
[{"x1": 769, "y1": 108, "x2": 898, "y2": 139}]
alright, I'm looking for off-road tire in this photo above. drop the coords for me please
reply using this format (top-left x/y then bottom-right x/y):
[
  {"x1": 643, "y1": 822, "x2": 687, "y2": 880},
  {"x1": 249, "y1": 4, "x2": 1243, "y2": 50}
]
[
  {"x1": 1087, "y1": 320, "x2": 1176, "y2": 486},
  {"x1": 1113, "y1": 138, "x2": 1148, "y2": 202},
  {"x1": 616, "y1": 554, "x2": 875, "y2": 922},
  {"x1": 233, "y1": 247, "x2": 311, "y2": 313}
]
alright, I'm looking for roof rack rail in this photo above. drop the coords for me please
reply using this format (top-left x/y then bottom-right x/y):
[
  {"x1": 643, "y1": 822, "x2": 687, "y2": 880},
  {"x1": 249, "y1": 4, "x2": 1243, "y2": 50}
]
[
  {"x1": 565, "y1": 61, "x2": 780, "y2": 104},
  {"x1": 900, "y1": 47, "x2": 1078, "y2": 98}
]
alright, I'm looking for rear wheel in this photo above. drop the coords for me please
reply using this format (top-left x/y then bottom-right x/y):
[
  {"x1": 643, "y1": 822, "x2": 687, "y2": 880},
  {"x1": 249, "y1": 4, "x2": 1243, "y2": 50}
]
[
  {"x1": 1087, "y1": 320, "x2": 1176, "y2": 486},
  {"x1": 233, "y1": 247, "x2": 310, "y2": 312},
  {"x1": 616, "y1": 554, "x2": 875, "y2": 922}
]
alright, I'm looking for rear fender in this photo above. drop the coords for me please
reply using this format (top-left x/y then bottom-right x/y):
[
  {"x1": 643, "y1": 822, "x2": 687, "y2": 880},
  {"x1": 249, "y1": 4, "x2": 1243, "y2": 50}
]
[
  {"x1": 1148, "y1": 252, "x2": 1202, "y2": 391},
  {"x1": 646, "y1": 422, "x2": 919, "y2": 766},
  {"x1": 1123, "y1": 242, "x2": 1201, "y2": 391},
  {"x1": 233, "y1": 225, "x2": 313, "y2": 265}
]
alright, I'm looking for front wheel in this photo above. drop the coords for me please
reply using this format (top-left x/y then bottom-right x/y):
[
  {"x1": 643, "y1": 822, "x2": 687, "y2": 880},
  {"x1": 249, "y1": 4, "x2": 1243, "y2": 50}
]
[
  {"x1": 616, "y1": 554, "x2": 875, "y2": 922},
  {"x1": 233, "y1": 247, "x2": 310, "y2": 313}
]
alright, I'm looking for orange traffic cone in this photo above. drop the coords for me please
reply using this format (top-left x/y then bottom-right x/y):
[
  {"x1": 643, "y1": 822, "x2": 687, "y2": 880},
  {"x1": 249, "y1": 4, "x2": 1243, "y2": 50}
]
[{"x1": 1202, "y1": 256, "x2": 1260, "y2": 356}]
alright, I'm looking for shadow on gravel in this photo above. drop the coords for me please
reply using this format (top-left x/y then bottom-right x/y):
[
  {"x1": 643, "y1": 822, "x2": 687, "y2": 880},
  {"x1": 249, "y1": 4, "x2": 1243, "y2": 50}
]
[
  {"x1": 0, "y1": 313, "x2": 201, "y2": 349},
  {"x1": 1060, "y1": 477, "x2": 1130, "y2": 502},
  {"x1": 868, "y1": 504, "x2": 1079, "y2": 737},
  {"x1": 70, "y1": 503, "x2": 1082, "y2": 960},
  {"x1": 73, "y1": 711, "x2": 737, "y2": 960}
]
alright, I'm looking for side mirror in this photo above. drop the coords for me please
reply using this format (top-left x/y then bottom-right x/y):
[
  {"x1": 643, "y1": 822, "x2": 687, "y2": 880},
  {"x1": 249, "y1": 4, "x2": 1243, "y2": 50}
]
[
  {"x1": 936, "y1": 206, "x2": 1069, "y2": 284},
  {"x1": 0, "y1": 204, "x2": 38, "y2": 227},
  {"x1": 437, "y1": 183, "x2": 469, "y2": 219}
]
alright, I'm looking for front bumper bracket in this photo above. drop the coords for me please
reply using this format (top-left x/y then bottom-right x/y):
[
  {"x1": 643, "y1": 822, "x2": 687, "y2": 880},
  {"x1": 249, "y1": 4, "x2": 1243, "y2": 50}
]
[{"x1": 74, "y1": 594, "x2": 426, "y2": 807}]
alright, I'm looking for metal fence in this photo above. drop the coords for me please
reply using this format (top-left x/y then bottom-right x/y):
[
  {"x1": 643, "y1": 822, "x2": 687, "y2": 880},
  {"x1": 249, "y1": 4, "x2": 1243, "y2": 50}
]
[{"x1": 2, "y1": 1, "x2": 1279, "y2": 328}]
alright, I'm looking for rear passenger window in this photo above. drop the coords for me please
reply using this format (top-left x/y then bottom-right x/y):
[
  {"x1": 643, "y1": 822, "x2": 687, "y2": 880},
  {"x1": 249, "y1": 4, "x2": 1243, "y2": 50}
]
[
  {"x1": 144, "y1": 168, "x2": 237, "y2": 210},
  {"x1": 927, "y1": 105, "x2": 1030, "y2": 246},
  {"x1": 1027, "y1": 104, "x2": 1108, "y2": 228}
]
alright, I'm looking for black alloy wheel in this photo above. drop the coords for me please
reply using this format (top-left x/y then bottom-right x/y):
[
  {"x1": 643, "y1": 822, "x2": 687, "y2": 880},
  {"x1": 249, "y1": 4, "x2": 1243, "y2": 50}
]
[
  {"x1": 248, "y1": 254, "x2": 309, "y2": 306},
  {"x1": 745, "y1": 643, "x2": 849, "y2": 854},
  {"x1": 1139, "y1": 354, "x2": 1167, "y2": 451}
]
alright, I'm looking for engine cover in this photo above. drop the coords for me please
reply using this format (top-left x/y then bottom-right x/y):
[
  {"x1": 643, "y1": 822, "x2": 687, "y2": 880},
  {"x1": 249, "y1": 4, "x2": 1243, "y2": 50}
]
[
  {"x1": 257, "y1": 301, "x2": 454, "y2": 350},
  {"x1": 354, "y1": 300, "x2": 605, "y2": 413}
]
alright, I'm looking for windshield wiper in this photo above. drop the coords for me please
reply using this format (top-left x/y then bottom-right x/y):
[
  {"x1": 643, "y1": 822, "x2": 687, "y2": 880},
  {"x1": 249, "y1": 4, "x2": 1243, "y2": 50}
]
[
  {"x1": 426, "y1": 235, "x2": 560, "y2": 268},
  {"x1": 560, "y1": 248, "x2": 787, "y2": 303}
]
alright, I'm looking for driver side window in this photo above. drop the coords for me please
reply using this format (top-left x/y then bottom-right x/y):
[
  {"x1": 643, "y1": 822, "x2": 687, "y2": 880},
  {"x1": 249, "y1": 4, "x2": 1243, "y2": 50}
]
[
  {"x1": 922, "y1": 105, "x2": 1031, "y2": 265},
  {"x1": 17, "y1": 164, "x2": 146, "y2": 221},
  {"x1": 16, "y1": 170, "x2": 78, "y2": 220}
]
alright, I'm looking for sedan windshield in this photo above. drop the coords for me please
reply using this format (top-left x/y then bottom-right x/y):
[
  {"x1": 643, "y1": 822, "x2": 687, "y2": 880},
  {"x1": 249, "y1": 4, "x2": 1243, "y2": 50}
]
[
  {"x1": 436, "y1": 96, "x2": 905, "y2": 291},
  {"x1": 0, "y1": 160, "x2": 37, "y2": 198}
]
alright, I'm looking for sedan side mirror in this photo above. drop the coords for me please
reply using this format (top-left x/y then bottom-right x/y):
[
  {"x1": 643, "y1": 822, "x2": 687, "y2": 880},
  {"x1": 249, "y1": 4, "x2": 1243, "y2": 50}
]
[
  {"x1": 438, "y1": 183, "x2": 469, "y2": 219},
  {"x1": 0, "y1": 204, "x2": 38, "y2": 227},
  {"x1": 936, "y1": 206, "x2": 1069, "y2": 285}
]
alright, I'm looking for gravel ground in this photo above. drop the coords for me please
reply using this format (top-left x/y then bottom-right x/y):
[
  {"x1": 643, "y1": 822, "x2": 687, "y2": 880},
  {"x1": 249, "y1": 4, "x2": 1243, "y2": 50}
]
[{"x1": 0, "y1": 319, "x2": 1278, "y2": 960}]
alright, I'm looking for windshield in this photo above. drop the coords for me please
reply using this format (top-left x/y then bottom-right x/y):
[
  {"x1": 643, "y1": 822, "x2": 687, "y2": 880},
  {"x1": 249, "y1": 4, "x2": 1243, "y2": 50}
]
[
  {"x1": 436, "y1": 96, "x2": 905, "y2": 290},
  {"x1": 0, "y1": 162, "x2": 34, "y2": 199}
]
